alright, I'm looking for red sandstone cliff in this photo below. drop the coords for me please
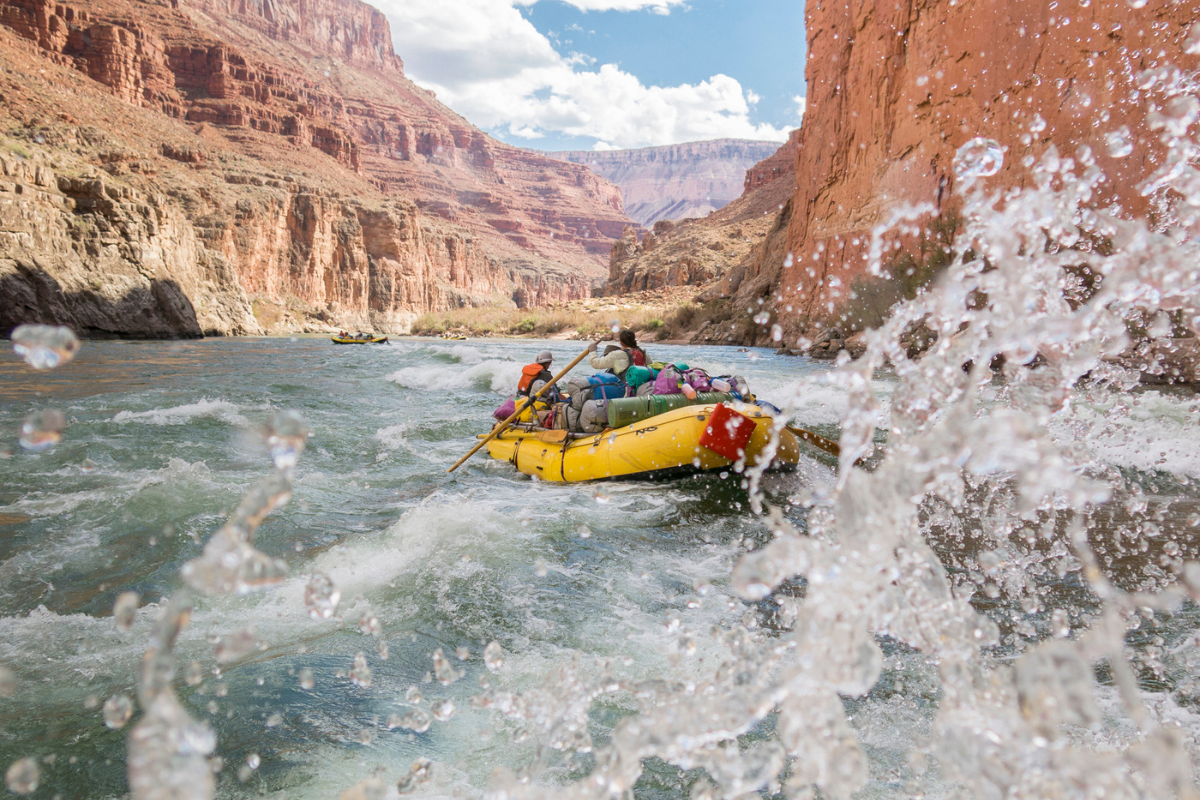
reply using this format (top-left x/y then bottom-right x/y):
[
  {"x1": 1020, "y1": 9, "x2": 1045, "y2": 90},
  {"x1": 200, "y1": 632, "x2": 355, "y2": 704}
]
[
  {"x1": 0, "y1": 0, "x2": 632, "y2": 335},
  {"x1": 551, "y1": 139, "x2": 782, "y2": 227},
  {"x1": 741, "y1": 0, "x2": 1200, "y2": 343}
]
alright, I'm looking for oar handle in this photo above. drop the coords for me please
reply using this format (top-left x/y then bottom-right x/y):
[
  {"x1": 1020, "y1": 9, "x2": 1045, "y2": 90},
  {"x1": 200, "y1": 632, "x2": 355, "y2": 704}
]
[
  {"x1": 785, "y1": 424, "x2": 841, "y2": 458},
  {"x1": 447, "y1": 345, "x2": 594, "y2": 473}
]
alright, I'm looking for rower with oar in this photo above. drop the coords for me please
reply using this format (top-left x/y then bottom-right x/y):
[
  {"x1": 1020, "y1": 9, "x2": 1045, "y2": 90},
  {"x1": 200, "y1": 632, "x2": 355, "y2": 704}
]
[
  {"x1": 449, "y1": 340, "x2": 843, "y2": 475},
  {"x1": 448, "y1": 344, "x2": 593, "y2": 473}
]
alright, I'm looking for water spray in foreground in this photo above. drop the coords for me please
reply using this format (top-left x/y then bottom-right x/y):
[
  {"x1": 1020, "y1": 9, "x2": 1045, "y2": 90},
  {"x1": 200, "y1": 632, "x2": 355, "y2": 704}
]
[
  {"x1": 129, "y1": 411, "x2": 308, "y2": 800},
  {"x1": 480, "y1": 52, "x2": 1200, "y2": 800}
]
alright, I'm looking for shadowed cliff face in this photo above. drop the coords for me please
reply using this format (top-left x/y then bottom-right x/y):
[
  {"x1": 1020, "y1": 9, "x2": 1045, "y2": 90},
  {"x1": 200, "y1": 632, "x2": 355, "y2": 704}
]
[
  {"x1": 753, "y1": 0, "x2": 1200, "y2": 341},
  {"x1": 0, "y1": 0, "x2": 632, "y2": 335}
]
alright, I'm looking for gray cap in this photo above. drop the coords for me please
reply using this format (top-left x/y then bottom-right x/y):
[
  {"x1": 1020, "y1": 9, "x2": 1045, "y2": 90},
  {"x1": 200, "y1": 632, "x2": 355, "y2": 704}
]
[{"x1": 535, "y1": 350, "x2": 554, "y2": 365}]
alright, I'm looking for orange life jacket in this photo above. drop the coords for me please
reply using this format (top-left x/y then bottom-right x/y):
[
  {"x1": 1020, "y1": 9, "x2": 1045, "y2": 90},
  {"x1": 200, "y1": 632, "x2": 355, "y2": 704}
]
[{"x1": 517, "y1": 363, "x2": 552, "y2": 396}]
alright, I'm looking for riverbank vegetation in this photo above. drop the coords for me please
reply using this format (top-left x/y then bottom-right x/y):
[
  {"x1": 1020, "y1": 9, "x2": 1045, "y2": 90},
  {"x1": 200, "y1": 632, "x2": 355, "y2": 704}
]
[{"x1": 413, "y1": 305, "x2": 667, "y2": 339}]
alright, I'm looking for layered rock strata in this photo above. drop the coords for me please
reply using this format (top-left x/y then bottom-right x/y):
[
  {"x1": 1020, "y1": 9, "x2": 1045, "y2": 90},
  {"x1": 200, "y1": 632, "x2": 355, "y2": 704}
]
[
  {"x1": 740, "y1": 0, "x2": 1200, "y2": 343},
  {"x1": 552, "y1": 139, "x2": 782, "y2": 227},
  {"x1": 0, "y1": 0, "x2": 631, "y2": 335},
  {"x1": 603, "y1": 130, "x2": 799, "y2": 296}
]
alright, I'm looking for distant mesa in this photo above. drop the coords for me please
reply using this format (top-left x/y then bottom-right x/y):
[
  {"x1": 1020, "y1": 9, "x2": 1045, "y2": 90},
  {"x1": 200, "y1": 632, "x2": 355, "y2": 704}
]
[
  {"x1": 549, "y1": 139, "x2": 783, "y2": 227},
  {"x1": 599, "y1": 131, "x2": 800, "y2": 299}
]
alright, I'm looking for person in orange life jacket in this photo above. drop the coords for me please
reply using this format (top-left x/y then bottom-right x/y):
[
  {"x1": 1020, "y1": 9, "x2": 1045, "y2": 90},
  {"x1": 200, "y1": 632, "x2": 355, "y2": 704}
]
[
  {"x1": 517, "y1": 350, "x2": 561, "y2": 402},
  {"x1": 586, "y1": 329, "x2": 647, "y2": 379}
]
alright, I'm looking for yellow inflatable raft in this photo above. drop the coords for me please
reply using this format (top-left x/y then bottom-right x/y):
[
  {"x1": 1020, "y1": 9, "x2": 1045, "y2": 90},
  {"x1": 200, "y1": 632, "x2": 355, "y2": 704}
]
[
  {"x1": 485, "y1": 403, "x2": 800, "y2": 482},
  {"x1": 332, "y1": 335, "x2": 388, "y2": 344}
]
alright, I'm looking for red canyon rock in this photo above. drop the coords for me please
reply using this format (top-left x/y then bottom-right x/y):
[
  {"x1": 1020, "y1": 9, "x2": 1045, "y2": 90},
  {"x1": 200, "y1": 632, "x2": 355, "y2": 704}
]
[
  {"x1": 757, "y1": 0, "x2": 1200, "y2": 341},
  {"x1": 0, "y1": 0, "x2": 632, "y2": 335}
]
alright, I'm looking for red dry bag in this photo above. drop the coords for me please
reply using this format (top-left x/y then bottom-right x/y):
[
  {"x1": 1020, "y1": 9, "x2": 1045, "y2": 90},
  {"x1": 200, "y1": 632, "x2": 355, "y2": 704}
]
[{"x1": 699, "y1": 403, "x2": 756, "y2": 461}]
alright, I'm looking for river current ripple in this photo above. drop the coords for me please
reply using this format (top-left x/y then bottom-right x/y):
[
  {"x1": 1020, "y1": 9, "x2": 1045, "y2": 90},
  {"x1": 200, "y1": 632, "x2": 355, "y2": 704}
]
[
  {"x1": 0, "y1": 337, "x2": 847, "y2": 799},
  {"x1": 2, "y1": 337, "x2": 1199, "y2": 798}
]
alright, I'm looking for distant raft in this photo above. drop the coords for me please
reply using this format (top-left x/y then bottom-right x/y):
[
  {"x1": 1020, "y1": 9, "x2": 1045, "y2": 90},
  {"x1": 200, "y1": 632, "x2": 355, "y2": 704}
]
[
  {"x1": 332, "y1": 335, "x2": 388, "y2": 344},
  {"x1": 485, "y1": 402, "x2": 801, "y2": 482},
  {"x1": 440, "y1": 333, "x2": 468, "y2": 340}
]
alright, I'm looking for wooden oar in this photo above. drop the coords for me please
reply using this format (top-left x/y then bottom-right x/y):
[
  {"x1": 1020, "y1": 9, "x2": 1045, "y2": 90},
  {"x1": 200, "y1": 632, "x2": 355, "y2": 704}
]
[
  {"x1": 447, "y1": 345, "x2": 594, "y2": 473},
  {"x1": 785, "y1": 424, "x2": 841, "y2": 458}
]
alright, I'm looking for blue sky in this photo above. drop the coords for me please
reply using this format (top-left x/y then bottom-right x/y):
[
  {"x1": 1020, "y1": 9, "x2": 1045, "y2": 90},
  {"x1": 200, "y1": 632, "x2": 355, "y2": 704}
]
[{"x1": 377, "y1": 0, "x2": 806, "y2": 151}]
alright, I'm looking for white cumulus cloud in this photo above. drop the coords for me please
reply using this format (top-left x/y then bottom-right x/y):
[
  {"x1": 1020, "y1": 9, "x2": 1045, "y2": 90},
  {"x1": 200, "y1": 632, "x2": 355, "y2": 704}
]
[
  {"x1": 793, "y1": 94, "x2": 807, "y2": 122},
  {"x1": 377, "y1": 0, "x2": 789, "y2": 149},
  {"x1": 513, "y1": 0, "x2": 686, "y2": 13}
]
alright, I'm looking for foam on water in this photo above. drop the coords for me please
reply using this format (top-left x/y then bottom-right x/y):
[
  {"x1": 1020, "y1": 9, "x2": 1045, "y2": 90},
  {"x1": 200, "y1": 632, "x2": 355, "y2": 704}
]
[
  {"x1": 1053, "y1": 389, "x2": 1200, "y2": 477},
  {"x1": 388, "y1": 359, "x2": 524, "y2": 395},
  {"x1": 112, "y1": 399, "x2": 249, "y2": 427}
]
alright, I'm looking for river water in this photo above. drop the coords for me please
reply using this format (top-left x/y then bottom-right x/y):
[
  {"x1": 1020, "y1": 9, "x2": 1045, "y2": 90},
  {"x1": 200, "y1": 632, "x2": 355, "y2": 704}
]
[
  {"x1": 0, "y1": 337, "x2": 857, "y2": 799},
  {"x1": 4, "y1": 321, "x2": 1200, "y2": 799}
]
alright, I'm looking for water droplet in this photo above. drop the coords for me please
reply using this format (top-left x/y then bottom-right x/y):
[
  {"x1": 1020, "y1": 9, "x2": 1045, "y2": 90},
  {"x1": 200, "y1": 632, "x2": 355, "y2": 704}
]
[
  {"x1": 953, "y1": 137, "x2": 1005, "y2": 180},
  {"x1": 534, "y1": 559, "x2": 549, "y2": 577},
  {"x1": 376, "y1": 639, "x2": 389, "y2": 660},
  {"x1": 1127, "y1": 0, "x2": 1147, "y2": 7},
  {"x1": 1185, "y1": 23, "x2": 1200, "y2": 55},
  {"x1": 184, "y1": 661, "x2": 204, "y2": 686},
  {"x1": 214, "y1": 627, "x2": 262, "y2": 664},
  {"x1": 432, "y1": 649, "x2": 461, "y2": 685},
  {"x1": 1157, "y1": 95, "x2": 1199, "y2": 137},
  {"x1": 103, "y1": 695, "x2": 134, "y2": 729},
  {"x1": 1105, "y1": 126, "x2": 1133, "y2": 158},
  {"x1": 396, "y1": 757, "x2": 432, "y2": 793},
  {"x1": 113, "y1": 591, "x2": 139, "y2": 631},
  {"x1": 484, "y1": 641, "x2": 504, "y2": 671},
  {"x1": 298, "y1": 668, "x2": 314, "y2": 690},
  {"x1": 80, "y1": 457, "x2": 97, "y2": 474},
  {"x1": 265, "y1": 713, "x2": 282, "y2": 728},
  {"x1": 350, "y1": 652, "x2": 371, "y2": 687},
  {"x1": 405, "y1": 685, "x2": 422, "y2": 703},
  {"x1": 304, "y1": 573, "x2": 340, "y2": 619},
  {"x1": 1051, "y1": 609, "x2": 1070, "y2": 642},
  {"x1": 393, "y1": 707, "x2": 431, "y2": 733},
  {"x1": 181, "y1": 474, "x2": 292, "y2": 596},
  {"x1": 19, "y1": 409, "x2": 65, "y2": 451},
  {"x1": 358, "y1": 614, "x2": 381, "y2": 637},
  {"x1": 10, "y1": 324, "x2": 79, "y2": 370},
  {"x1": 264, "y1": 411, "x2": 307, "y2": 471},
  {"x1": 246, "y1": 753, "x2": 260, "y2": 770},
  {"x1": 430, "y1": 698, "x2": 454, "y2": 721},
  {"x1": 455, "y1": 646, "x2": 470, "y2": 661},
  {"x1": 577, "y1": 524, "x2": 592, "y2": 539},
  {"x1": 5, "y1": 757, "x2": 39, "y2": 794}
]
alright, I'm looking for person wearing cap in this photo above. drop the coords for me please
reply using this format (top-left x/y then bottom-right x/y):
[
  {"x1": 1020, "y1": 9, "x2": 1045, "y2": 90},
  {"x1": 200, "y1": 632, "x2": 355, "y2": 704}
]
[
  {"x1": 516, "y1": 350, "x2": 559, "y2": 402},
  {"x1": 586, "y1": 331, "x2": 636, "y2": 380}
]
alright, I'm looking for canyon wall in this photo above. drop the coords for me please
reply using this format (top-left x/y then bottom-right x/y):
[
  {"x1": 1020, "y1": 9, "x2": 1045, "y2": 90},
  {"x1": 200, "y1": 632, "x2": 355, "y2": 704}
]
[
  {"x1": 603, "y1": 130, "x2": 799, "y2": 295},
  {"x1": 552, "y1": 139, "x2": 782, "y2": 227},
  {"x1": 743, "y1": 0, "x2": 1200, "y2": 343},
  {"x1": 0, "y1": 0, "x2": 632, "y2": 336}
]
